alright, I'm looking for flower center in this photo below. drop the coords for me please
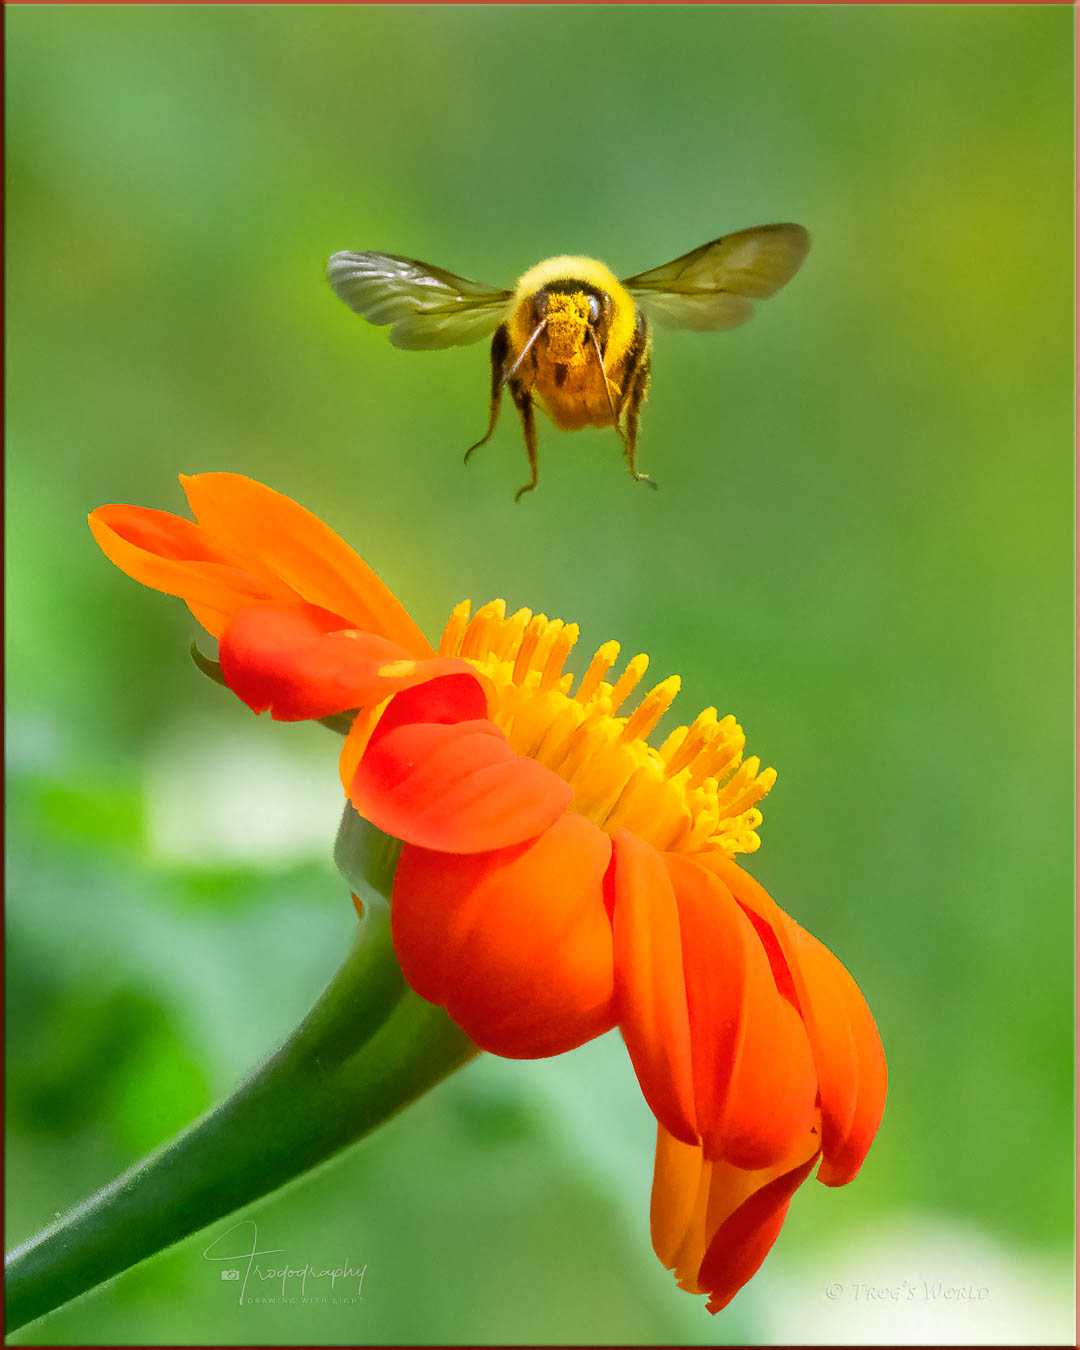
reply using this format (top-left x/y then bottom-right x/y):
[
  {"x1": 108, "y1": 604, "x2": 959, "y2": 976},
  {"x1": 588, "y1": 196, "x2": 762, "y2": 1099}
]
[{"x1": 438, "y1": 600, "x2": 775, "y2": 856}]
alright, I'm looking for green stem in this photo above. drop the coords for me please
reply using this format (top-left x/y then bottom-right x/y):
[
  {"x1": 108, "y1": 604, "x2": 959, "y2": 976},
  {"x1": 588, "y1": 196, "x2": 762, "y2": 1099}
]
[{"x1": 4, "y1": 812, "x2": 477, "y2": 1334}]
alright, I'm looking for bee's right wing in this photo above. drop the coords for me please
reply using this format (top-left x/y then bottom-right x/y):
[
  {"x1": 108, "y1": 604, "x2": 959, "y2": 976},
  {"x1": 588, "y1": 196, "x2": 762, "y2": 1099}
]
[
  {"x1": 327, "y1": 251, "x2": 514, "y2": 350},
  {"x1": 621, "y1": 224, "x2": 810, "y2": 331}
]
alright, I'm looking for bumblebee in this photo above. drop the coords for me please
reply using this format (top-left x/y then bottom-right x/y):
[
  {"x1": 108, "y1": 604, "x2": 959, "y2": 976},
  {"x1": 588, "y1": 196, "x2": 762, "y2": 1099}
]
[{"x1": 327, "y1": 224, "x2": 809, "y2": 501}]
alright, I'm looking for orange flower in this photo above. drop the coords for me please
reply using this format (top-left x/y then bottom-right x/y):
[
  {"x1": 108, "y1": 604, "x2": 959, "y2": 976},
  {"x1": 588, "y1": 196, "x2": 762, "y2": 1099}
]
[
  {"x1": 90, "y1": 473, "x2": 886, "y2": 1312},
  {"x1": 360, "y1": 600, "x2": 886, "y2": 1310}
]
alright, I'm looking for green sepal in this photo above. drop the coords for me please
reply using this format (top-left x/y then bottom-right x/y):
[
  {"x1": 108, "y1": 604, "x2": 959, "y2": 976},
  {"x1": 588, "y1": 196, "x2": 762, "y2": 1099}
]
[{"x1": 190, "y1": 642, "x2": 226, "y2": 686}]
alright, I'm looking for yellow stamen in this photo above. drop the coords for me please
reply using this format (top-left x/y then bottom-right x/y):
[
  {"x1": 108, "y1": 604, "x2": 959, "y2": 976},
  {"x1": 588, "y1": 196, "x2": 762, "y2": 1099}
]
[
  {"x1": 438, "y1": 600, "x2": 471, "y2": 657},
  {"x1": 512, "y1": 613, "x2": 548, "y2": 684},
  {"x1": 662, "y1": 707, "x2": 719, "y2": 776},
  {"x1": 436, "y1": 598, "x2": 776, "y2": 856},
  {"x1": 609, "y1": 654, "x2": 649, "y2": 714},
  {"x1": 575, "y1": 641, "x2": 620, "y2": 705},
  {"x1": 540, "y1": 622, "x2": 578, "y2": 690},
  {"x1": 688, "y1": 719, "x2": 745, "y2": 790},
  {"x1": 494, "y1": 607, "x2": 533, "y2": 663},
  {"x1": 532, "y1": 618, "x2": 565, "y2": 681},
  {"x1": 620, "y1": 675, "x2": 681, "y2": 744},
  {"x1": 460, "y1": 599, "x2": 505, "y2": 659}
]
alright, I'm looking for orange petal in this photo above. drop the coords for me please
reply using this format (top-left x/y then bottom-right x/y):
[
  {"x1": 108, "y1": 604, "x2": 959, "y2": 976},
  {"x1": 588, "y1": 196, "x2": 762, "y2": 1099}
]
[
  {"x1": 89, "y1": 505, "x2": 292, "y2": 637},
  {"x1": 651, "y1": 1122, "x2": 823, "y2": 1309},
  {"x1": 611, "y1": 830, "x2": 698, "y2": 1147},
  {"x1": 697, "y1": 1150, "x2": 820, "y2": 1314},
  {"x1": 339, "y1": 700, "x2": 388, "y2": 794},
  {"x1": 704, "y1": 855, "x2": 887, "y2": 1187},
  {"x1": 391, "y1": 814, "x2": 615, "y2": 1057},
  {"x1": 650, "y1": 1126, "x2": 710, "y2": 1279},
  {"x1": 666, "y1": 856, "x2": 817, "y2": 1170},
  {"x1": 180, "y1": 474, "x2": 432, "y2": 656},
  {"x1": 351, "y1": 684, "x2": 571, "y2": 853},
  {"x1": 186, "y1": 601, "x2": 233, "y2": 636},
  {"x1": 219, "y1": 603, "x2": 473, "y2": 721}
]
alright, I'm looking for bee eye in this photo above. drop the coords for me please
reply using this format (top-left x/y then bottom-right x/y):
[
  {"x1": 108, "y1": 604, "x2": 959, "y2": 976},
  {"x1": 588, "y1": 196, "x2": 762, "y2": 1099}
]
[
  {"x1": 588, "y1": 296, "x2": 600, "y2": 324},
  {"x1": 534, "y1": 293, "x2": 549, "y2": 319}
]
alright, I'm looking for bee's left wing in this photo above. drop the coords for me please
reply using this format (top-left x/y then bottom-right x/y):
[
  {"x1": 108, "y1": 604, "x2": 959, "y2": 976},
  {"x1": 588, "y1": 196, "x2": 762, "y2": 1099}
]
[
  {"x1": 621, "y1": 224, "x2": 810, "y2": 331},
  {"x1": 327, "y1": 251, "x2": 514, "y2": 350}
]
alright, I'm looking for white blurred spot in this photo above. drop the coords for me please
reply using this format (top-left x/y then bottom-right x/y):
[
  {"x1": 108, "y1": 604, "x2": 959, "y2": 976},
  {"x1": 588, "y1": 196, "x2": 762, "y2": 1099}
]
[{"x1": 146, "y1": 714, "x2": 346, "y2": 865}]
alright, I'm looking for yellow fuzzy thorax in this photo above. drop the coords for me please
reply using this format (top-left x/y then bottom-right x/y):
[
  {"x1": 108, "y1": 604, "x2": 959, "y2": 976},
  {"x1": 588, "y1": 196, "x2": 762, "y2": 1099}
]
[
  {"x1": 513, "y1": 253, "x2": 625, "y2": 297},
  {"x1": 438, "y1": 599, "x2": 776, "y2": 857}
]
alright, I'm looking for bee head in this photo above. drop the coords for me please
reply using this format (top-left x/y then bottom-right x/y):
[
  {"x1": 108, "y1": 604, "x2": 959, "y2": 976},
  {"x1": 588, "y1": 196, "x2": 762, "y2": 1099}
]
[{"x1": 532, "y1": 283, "x2": 613, "y2": 364}]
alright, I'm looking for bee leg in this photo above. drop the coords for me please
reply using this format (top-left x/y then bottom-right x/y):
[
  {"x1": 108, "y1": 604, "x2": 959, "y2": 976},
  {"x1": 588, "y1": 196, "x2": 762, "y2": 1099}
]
[
  {"x1": 510, "y1": 382, "x2": 539, "y2": 502},
  {"x1": 465, "y1": 325, "x2": 510, "y2": 465},
  {"x1": 622, "y1": 343, "x2": 657, "y2": 490}
]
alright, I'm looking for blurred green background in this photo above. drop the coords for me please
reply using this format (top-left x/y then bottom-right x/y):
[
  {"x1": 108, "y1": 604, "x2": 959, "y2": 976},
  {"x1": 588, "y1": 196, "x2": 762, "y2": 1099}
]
[{"x1": 5, "y1": 4, "x2": 1074, "y2": 1344}]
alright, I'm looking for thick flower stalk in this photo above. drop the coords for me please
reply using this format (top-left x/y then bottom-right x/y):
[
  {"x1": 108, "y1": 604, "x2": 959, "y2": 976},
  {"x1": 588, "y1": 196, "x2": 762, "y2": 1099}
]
[
  {"x1": 85, "y1": 473, "x2": 887, "y2": 1314},
  {"x1": 5, "y1": 816, "x2": 476, "y2": 1333}
]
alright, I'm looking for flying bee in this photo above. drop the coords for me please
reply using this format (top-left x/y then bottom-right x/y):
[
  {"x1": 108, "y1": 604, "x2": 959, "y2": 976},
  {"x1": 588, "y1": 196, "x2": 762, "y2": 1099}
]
[{"x1": 327, "y1": 223, "x2": 809, "y2": 501}]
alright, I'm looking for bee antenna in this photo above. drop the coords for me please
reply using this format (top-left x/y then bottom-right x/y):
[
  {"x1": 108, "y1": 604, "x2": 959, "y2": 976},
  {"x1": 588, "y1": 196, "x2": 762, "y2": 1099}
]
[
  {"x1": 505, "y1": 318, "x2": 547, "y2": 385},
  {"x1": 588, "y1": 327, "x2": 622, "y2": 435}
]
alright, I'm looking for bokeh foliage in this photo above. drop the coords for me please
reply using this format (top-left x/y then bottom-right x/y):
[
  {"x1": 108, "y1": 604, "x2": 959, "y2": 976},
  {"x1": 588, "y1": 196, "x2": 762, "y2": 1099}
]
[{"x1": 6, "y1": 4, "x2": 1073, "y2": 1344}]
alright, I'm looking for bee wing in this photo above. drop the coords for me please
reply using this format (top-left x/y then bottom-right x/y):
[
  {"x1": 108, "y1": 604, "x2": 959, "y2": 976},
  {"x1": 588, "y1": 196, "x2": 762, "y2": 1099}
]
[
  {"x1": 327, "y1": 251, "x2": 514, "y2": 350},
  {"x1": 621, "y1": 223, "x2": 810, "y2": 331}
]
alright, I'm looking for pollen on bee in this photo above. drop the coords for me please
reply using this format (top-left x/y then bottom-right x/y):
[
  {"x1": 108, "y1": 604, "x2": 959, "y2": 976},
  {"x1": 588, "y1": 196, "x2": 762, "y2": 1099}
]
[{"x1": 544, "y1": 293, "x2": 591, "y2": 365}]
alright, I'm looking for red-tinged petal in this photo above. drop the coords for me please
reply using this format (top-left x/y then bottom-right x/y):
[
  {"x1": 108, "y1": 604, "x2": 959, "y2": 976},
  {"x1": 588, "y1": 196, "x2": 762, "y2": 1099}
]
[
  {"x1": 391, "y1": 814, "x2": 615, "y2": 1057},
  {"x1": 352, "y1": 701, "x2": 571, "y2": 854},
  {"x1": 337, "y1": 659, "x2": 493, "y2": 802},
  {"x1": 662, "y1": 857, "x2": 743, "y2": 1140},
  {"x1": 363, "y1": 665, "x2": 490, "y2": 738},
  {"x1": 721, "y1": 991, "x2": 817, "y2": 1172},
  {"x1": 792, "y1": 923, "x2": 887, "y2": 1187},
  {"x1": 180, "y1": 473, "x2": 432, "y2": 656},
  {"x1": 221, "y1": 602, "x2": 369, "y2": 715},
  {"x1": 666, "y1": 856, "x2": 817, "y2": 1171},
  {"x1": 89, "y1": 506, "x2": 293, "y2": 636},
  {"x1": 611, "y1": 830, "x2": 698, "y2": 1148},
  {"x1": 651, "y1": 1123, "x2": 823, "y2": 1309},
  {"x1": 704, "y1": 854, "x2": 886, "y2": 1187},
  {"x1": 698, "y1": 1151, "x2": 820, "y2": 1314},
  {"x1": 219, "y1": 603, "x2": 474, "y2": 721},
  {"x1": 92, "y1": 504, "x2": 241, "y2": 568}
]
